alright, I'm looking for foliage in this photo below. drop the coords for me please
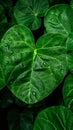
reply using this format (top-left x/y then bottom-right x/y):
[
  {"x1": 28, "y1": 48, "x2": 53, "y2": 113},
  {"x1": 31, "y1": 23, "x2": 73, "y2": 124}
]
[
  {"x1": 33, "y1": 106, "x2": 73, "y2": 130},
  {"x1": 44, "y1": 4, "x2": 73, "y2": 36},
  {"x1": 14, "y1": 0, "x2": 49, "y2": 30},
  {"x1": 63, "y1": 74, "x2": 73, "y2": 111},
  {"x1": 0, "y1": 0, "x2": 73, "y2": 130},
  {"x1": 0, "y1": 25, "x2": 67, "y2": 104}
]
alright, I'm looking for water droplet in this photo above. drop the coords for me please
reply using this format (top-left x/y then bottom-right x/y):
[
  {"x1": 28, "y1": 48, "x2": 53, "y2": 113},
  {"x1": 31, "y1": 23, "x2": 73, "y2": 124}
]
[
  {"x1": 32, "y1": 92, "x2": 36, "y2": 96},
  {"x1": 43, "y1": 62, "x2": 46, "y2": 65},
  {"x1": 10, "y1": 50, "x2": 13, "y2": 54},
  {"x1": 34, "y1": 13, "x2": 38, "y2": 17}
]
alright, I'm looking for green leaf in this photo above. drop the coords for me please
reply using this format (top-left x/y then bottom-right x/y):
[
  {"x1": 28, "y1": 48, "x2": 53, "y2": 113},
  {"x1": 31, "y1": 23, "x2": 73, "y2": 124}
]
[
  {"x1": 33, "y1": 106, "x2": 73, "y2": 130},
  {"x1": 7, "y1": 109, "x2": 33, "y2": 130},
  {"x1": 14, "y1": 0, "x2": 49, "y2": 30},
  {"x1": 0, "y1": 45, "x2": 6, "y2": 90},
  {"x1": 66, "y1": 33, "x2": 73, "y2": 73},
  {"x1": 0, "y1": 25, "x2": 67, "y2": 104},
  {"x1": 0, "y1": 25, "x2": 35, "y2": 92},
  {"x1": 44, "y1": 4, "x2": 73, "y2": 36},
  {"x1": 63, "y1": 74, "x2": 73, "y2": 110}
]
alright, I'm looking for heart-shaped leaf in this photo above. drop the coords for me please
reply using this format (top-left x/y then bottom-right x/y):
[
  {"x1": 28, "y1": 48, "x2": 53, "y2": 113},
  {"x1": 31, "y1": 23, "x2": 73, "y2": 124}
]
[
  {"x1": 63, "y1": 74, "x2": 73, "y2": 110},
  {"x1": 14, "y1": 0, "x2": 49, "y2": 30},
  {"x1": 33, "y1": 106, "x2": 73, "y2": 130},
  {"x1": 0, "y1": 25, "x2": 67, "y2": 104},
  {"x1": 44, "y1": 4, "x2": 73, "y2": 36}
]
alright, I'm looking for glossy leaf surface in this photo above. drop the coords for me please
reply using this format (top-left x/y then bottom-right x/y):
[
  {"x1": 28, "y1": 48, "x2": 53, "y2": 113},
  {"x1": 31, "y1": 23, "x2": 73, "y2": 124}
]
[
  {"x1": 0, "y1": 25, "x2": 67, "y2": 104},
  {"x1": 14, "y1": 0, "x2": 49, "y2": 30},
  {"x1": 63, "y1": 74, "x2": 73, "y2": 110},
  {"x1": 44, "y1": 4, "x2": 73, "y2": 36},
  {"x1": 33, "y1": 106, "x2": 73, "y2": 130},
  {"x1": 66, "y1": 33, "x2": 73, "y2": 73}
]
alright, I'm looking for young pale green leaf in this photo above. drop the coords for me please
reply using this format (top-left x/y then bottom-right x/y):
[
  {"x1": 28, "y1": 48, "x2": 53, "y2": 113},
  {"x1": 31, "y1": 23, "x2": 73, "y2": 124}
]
[
  {"x1": 44, "y1": 4, "x2": 73, "y2": 36},
  {"x1": 14, "y1": 0, "x2": 49, "y2": 30},
  {"x1": 0, "y1": 25, "x2": 67, "y2": 104},
  {"x1": 7, "y1": 109, "x2": 33, "y2": 130},
  {"x1": 33, "y1": 106, "x2": 73, "y2": 130},
  {"x1": 63, "y1": 74, "x2": 73, "y2": 110},
  {"x1": 66, "y1": 33, "x2": 73, "y2": 73}
]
